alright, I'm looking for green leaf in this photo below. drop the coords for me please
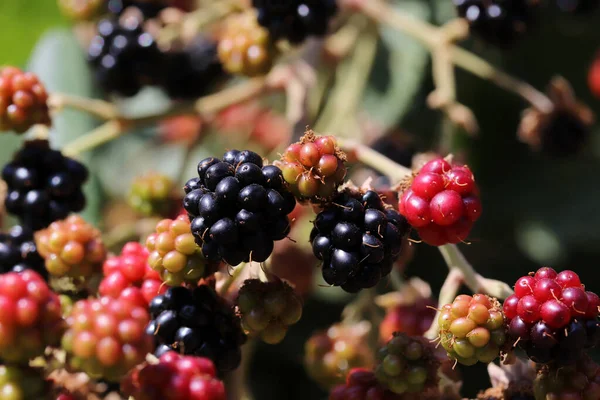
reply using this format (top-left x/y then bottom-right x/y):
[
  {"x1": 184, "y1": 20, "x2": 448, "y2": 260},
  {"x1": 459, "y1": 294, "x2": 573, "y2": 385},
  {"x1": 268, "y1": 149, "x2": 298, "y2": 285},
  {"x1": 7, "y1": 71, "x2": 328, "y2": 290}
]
[{"x1": 361, "y1": 0, "x2": 432, "y2": 131}]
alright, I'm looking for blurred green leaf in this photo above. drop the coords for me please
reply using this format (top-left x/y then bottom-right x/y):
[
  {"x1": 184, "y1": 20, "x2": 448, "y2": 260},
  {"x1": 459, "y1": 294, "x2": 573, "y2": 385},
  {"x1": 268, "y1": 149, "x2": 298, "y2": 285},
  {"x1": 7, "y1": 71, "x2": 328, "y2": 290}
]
[{"x1": 361, "y1": 0, "x2": 432, "y2": 131}]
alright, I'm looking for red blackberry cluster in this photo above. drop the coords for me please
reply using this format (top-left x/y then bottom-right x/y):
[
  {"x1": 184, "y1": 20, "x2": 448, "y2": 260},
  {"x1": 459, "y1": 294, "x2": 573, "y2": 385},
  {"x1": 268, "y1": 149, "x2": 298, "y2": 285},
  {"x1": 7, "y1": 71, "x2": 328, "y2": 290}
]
[
  {"x1": 534, "y1": 355, "x2": 600, "y2": 400},
  {"x1": 35, "y1": 215, "x2": 107, "y2": 280},
  {"x1": 0, "y1": 271, "x2": 64, "y2": 363},
  {"x1": 2, "y1": 140, "x2": 88, "y2": 230},
  {"x1": 310, "y1": 189, "x2": 408, "y2": 293},
  {"x1": 276, "y1": 131, "x2": 347, "y2": 203},
  {"x1": 438, "y1": 294, "x2": 507, "y2": 366},
  {"x1": 374, "y1": 333, "x2": 439, "y2": 395},
  {"x1": 0, "y1": 364, "x2": 47, "y2": 400},
  {"x1": 504, "y1": 267, "x2": 600, "y2": 365},
  {"x1": 329, "y1": 368, "x2": 401, "y2": 400},
  {"x1": 99, "y1": 242, "x2": 166, "y2": 306},
  {"x1": 183, "y1": 150, "x2": 296, "y2": 265},
  {"x1": 399, "y1": 158, "x2": 481, "y2": 246},
  {"x1": 123, "y1": 352, "x2": 225, "y2": 400},
  {"x1": 145, "y1": 214, "x2": 212, "y2": 286},
  {"x1": 452, "y1": 0, "x2": 539, "y2": 48},
  {"x1": 252, "y1": 0, "x2": 338, "y2": 44},
  {"x1": 236, "y1": 279, "x2": 302, "y2": 344},
  {"x1": 0, "y1": 225, "x2": 47, "y2": 280},
  {"x1": 0, "y1": 67, "x2": 50, "y2": 133},
  {"x1": 160, "y1": 36, "x2": 227, "y2": 99},
  {"x1": 305, "y1": 323, "x2": 374, "y2": 389},
  {"x1": 62, "y1": 296, "x2": 153, "y2": 381},
  {"x1": 146, "y1": 286, "x2": 246, "y2": 373},
  {"x1": 87, "y1": 17, "x2": 162, "y2": 97}
]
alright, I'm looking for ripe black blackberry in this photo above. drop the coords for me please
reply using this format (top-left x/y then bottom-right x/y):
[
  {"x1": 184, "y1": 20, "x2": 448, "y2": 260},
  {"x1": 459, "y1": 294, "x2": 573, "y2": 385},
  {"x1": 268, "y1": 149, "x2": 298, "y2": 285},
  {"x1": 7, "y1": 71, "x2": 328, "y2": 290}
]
[
  {"x1": 146, "y1": 285, "x2": 246, "y2": 373},
  {"x1": 310, "y1": 190, "x2": 409, "y2": 293},
  {"x1": 0, "y1": 225, "x2": 47, "y2": 280},
  {"x1": 160, "y1": 35, "x2": 227, "y2": 99},
  {"x1": 87, "y1": 16, "x2": 162, "y2": 97},
  {"x1": 2, "y1": 140, "x2": 88, "y2": 230},
  {"x1": 453, "y1": 0, "x2": 539, "y2": 48},
  {"x1": 183, "y1": 150, "x2": 296, "y2": 265},
  {"x1": 252, "y1": 0, "x2": 338, "y2": 44}
]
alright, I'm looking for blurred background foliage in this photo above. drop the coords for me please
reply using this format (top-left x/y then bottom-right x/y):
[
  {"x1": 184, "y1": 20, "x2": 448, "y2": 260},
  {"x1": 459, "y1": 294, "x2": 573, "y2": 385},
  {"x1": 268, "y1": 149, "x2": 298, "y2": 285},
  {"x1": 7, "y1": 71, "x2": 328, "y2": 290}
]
[{"x1": 1, "y1": 0, "x2": 600, "y2": 398}]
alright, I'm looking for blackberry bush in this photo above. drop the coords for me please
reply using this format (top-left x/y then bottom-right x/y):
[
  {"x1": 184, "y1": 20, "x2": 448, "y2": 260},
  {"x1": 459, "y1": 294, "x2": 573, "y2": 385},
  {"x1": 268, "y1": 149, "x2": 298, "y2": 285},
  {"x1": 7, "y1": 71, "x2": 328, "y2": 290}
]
[
  {"x1": 183, "y1": 150, "x2": 297, "y2": 265},
  {"x1": 145, "y1": 214, "x2": 214, "y2": 286},
  {"x1": 399, "y1": 158, "x2": 482, "y2": 246},
  {"x1": 0, "y1": 67, "x2": 50, "y2": 133},
  {"x1": 0, "y1": 225, "x2": 47, "y2": 280},
  {"x1": 504, "y1": 267, "x2": 600, "y2": 365},
  {"x1": 252, "y1": 0, "x2": 338, "y2": 44},
  {"x1": 123, "y1": 352, "x2": 226, "y2": 400},
  {"x1": 310, "y1": 189, "x2": 409, "y2": 292},
  {"x1": 439, "y1": 294, "x2": 508, "y2": 366},
  {"x1": 2, "y1": 140, "x2": 88, "y2": 230},
  {"x1": 35, "y1": 215, "x2": 107, "y2": 280},
  {"x1": 276, "y1": 131, "x2": 347, "y2": 203},
  {"x1": 0, "y1": 271, "x2": 64, "y2": 363},
  {"x1": 87, "y1": 16, "x2": 162, "y2": 97},
  {"x1": 146, "y1": 285, "x2": 246, "y2": 373},
  {"x1": 236, "y1": 278, "x2": 303, "y2": 344},
  {"x1": 62, "y1": 296, "x2": 153, "y2": 381}
]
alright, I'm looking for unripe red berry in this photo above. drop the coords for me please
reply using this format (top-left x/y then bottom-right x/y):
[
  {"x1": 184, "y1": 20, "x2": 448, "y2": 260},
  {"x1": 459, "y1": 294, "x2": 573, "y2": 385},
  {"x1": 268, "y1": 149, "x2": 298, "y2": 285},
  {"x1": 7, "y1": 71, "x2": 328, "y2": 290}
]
[
  {"x1": 556, "y1": 270, "x2": 582, "y2": 289},
  {"x1": 561, "y1": 287, "x2": 588, "y2": 317},
  {"x1": 533, "y1": 278, "x2": 562, "y2": 303},
  {"x1": 517, "y1": 295, "x2": 541, "y2": 324},
  {"x1": 514, "y1": 276, "x2": 535, "y2": 298},
  {"x1": 429, "y1": 190, "x2": 464, "y2": 226}
]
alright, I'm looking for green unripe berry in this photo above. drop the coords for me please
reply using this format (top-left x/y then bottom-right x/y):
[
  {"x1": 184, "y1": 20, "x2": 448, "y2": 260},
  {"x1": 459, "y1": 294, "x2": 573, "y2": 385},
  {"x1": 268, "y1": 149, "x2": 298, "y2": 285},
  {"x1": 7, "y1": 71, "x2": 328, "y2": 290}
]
[{"x1": 382, "y1": 354, "x2": 404, "y2": 376}]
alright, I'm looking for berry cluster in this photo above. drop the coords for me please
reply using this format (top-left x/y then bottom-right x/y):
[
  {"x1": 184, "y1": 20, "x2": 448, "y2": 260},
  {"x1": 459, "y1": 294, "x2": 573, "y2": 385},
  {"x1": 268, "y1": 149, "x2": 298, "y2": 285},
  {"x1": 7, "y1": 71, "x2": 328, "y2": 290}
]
[
  {"x1": 0, "y1": 365, "x2": 47, "y2": 400},
  {"x1": 35, "y1": 215, "x2": 107, "y2": 280},
  {"x1": 236, "y1": 279, "x2": 302, "y2": 344},
  {"x1": 439, "y1": 294, "x2": 507, "y2": 366},
  {"x1": 399, "y1": 158, "x2": 481, "y2": 246},
  {"x1": 88, "y1": 17, "x2": 162, "y2": 97},
  {"x1": 99, "y1": 242, "x2": 166, "y2": 306},
  {"x1": 123, "y1": 352, "x2": 226, "y2": 400},
  {"x1": 310, "y1": 189, "x2": 408, "y2": 292},
  {"x1": 305, "y1": 322, "x2": 374, "y2": 389},
  {"x1": 252, "y1": 0, "x2": 338, "y2": 44},
  {"x1": 0, "y1": 271, "x2": 64, "y2": 363},
  {"x1": 183, "y1": 150, "x2": 296, "y2": 265},
  {"x1": 2, "y1": 140, "x2": 88, "y2": 230},
  {"x1": 452, "y1": 0, "x2": 538, "y2": 48},
  {"x1": 217, "y1": 12, "x2": 275, "y2": 77},
  {"x1": 0, "y1": 67, "x2": 50, "y2": 133},
  {"x1": 277, "y1": 131, "x2": 347, "y2": 202},
  {"x1": 534, "y1": 355, "x2": 600, "y2": 400},
  {"x1": 0, "y1": 225, "x2": 47, "y2": 280},
  {"x1": 145, "y1": 214, "x2": 212, "y2": 286},
  {"x1": 504, "y1": 267, "x2": 600, "y2": 365},
  {"x1": 147, "y1": 286, "x2": 246, "y2": 373},
  {"x1": 379, "y1": 295, "x2": 436, "y2": 342},
  {"x1": 62, "y1": 296, "x2": 153, "y2": 381},
  {"x1": 374, "y1": 333, "x2": 439, "y2": 395},
  {"x1": 127, "y1": 173, "x2": 175, "y2": 217},
  {"x1": 329, "y1": 368, "x2": 401, "y2": 400}
]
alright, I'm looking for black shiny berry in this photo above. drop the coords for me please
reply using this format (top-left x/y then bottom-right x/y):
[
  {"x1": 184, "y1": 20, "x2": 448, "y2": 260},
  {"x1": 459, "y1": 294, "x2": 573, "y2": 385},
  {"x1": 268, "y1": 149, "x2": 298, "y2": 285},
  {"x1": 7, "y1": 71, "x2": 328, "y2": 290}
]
[{"x1": 0, "y1": 225, "x2": 47, "y2": 280}]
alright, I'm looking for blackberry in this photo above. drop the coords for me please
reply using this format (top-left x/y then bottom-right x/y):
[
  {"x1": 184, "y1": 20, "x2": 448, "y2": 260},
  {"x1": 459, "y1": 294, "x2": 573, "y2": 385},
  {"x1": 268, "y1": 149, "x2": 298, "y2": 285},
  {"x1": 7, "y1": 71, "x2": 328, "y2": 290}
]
[
  {"x1": 184, "y1": 150, "x2": 296, "y2": 265},
  {"x1": 310, "y1": 189, "x2": 408, "y2": 293},
  {"x1": 88, "y1": 17, "x2": 162, "y2": 97},
  {"x1": 146, "y1": 285, "x2": 246, "y2": 373},
  {"x1": 160, "y1": 36, "x2": 227, "y2": 99},
  {"x1": 0, "y1": 225, "x2": 47, "y2": 280},
  {"x1": 251, "y1": 0, "x2": 338, "y2": 44},
  {"x1": 453, "y1": 0, "x2": 539, "y2": 48},
  {"x1": 2, "y1": 140, "x2": 87, "y2": 230},
  {"x1": 533, "y1": 355, "x2": 600, "y2": 399}
]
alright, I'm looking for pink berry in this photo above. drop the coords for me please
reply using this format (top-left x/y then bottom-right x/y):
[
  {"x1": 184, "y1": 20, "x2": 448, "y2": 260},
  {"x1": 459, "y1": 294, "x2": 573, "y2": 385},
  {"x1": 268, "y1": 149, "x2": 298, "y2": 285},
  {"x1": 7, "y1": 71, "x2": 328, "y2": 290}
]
[
  {"x1": 420, "y1": 158, "x2": 451, "y2": 175},
  {"x1": 561, "y1": 287, "x2": 589, "y2": 317},
  {"x1": 503, "y1": 295, "x2": 519, "y2": 319},
  {"x1": 299, "y1": 143, "x2": 320, "y2": 167},
  {"x1": 444, "y1": 218, "x2": 472, "y2": 244},
  {"x1": 417, "y1": 223, "x2": 447, "y2": 246},
  {"x1": 585, "y1": 291, "x2": 600, "y2": 319},
  {"x1": 517, "y1": 295, "x2": 541, "y2": 324},
  {"x1": 314, "y1": 136, "x2": 336, "y2": 155},
  {"x1": 403, "y1": 194, "x2": 431, "y2": 228},
  {"x1": 283, "y1": 144, "x2": 302, "y2": 162},
  {"x1": 411, "y1": 172, "x2": 445, "y2": 200},
  {"x1": 429, "y1": 190, "x2": 464, "y2": 226},
  {"x1": 533, "y1": 278, "x2": 561, "y2": 303},
  {"x1": 556, "y1": 270, "x2": 581, "y2": 289},
  {"x1": 514, "y1": 276, "x2": 535, "y2": 298},
  {"x1": 445, "y1": 168, "x2": 475, "y2": 195},
  {"x1": 539, "y1": 299, "x2": 571, "y2": 329},
  {"x1": 533, "y1": 267, "x2": 557, "y2": 281}
]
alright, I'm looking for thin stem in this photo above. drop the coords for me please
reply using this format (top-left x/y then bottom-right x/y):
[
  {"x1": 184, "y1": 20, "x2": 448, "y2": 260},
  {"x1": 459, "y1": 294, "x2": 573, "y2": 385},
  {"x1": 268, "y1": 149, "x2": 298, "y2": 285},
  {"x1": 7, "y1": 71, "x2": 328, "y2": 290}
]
[
  {"x1": 219, "y1": 263, "x2": 248, "y2": 297},
  {"x1": 424, "y1": 267, "x2": 463, "y2": 340},
  {"x1": 195, "y1": 77, "x2": 268, "y2": 116},
  {"x1": 48, "y1": 93, "x2": 119, "y2": 120},
  {"x1": 337, "y1": 137, "x2": 412, "y2": 183},
  {"x1": 62, "y1": 121, "x2": 122, "y2": 158}
]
